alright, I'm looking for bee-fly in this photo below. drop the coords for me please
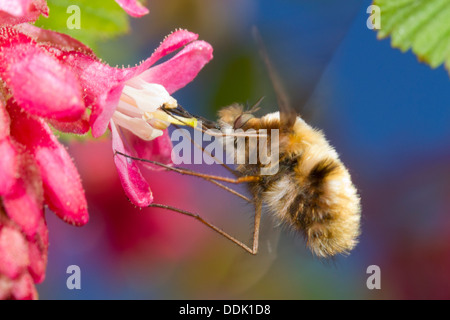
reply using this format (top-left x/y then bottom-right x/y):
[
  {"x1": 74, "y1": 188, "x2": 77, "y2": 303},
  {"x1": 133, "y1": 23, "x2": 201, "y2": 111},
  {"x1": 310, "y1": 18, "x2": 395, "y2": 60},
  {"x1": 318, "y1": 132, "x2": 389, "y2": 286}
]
[
  {"x1": 211, "y1": 103, "x2": 361, "y2": 257},
  {"x1": 116, "y1": 29, "x2": 361, "y2": 258}
]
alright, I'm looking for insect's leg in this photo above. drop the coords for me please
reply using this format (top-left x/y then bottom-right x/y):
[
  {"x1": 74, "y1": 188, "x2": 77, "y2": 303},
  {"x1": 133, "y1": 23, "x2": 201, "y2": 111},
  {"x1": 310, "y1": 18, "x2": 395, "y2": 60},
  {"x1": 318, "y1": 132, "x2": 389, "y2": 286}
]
[
  {"x1": 148, "y1": 203, "x2": 255, "y2": 254},
  {"x1": 251, "y1": 200, "x2": 262, "y2": 254},
  {"x1": 205, "y1": 179, "x2": 252, "y2": 203},
  {"x1": 115, "y1": 151, "x2": 252, "y2": 202},
  {"x1": 115, "y1": 151, "x2": 261, "y2": 185},
  {"x1": 172, "y1": 123, "x2": 238, "y2": 176}
]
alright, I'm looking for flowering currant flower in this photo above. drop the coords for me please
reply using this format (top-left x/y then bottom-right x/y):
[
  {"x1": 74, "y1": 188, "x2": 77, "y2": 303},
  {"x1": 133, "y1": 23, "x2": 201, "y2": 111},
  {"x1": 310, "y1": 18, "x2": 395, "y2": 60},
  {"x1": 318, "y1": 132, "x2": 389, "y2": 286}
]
[
  {"x1": 0, "y1": 1, "x2": 89, "y2": 299},
  {"x1": 0, "y1": 0, "x2": 211, "y2": 299},
  {"x1": 108, "y1": 31, "x2": 213, "y2": 207},
  {"x1": 42, "y1": 28, "x2": 213, "y2": 207},
  {"x1": 3, "y1": 1, "x2": 210, "y2": 208}
]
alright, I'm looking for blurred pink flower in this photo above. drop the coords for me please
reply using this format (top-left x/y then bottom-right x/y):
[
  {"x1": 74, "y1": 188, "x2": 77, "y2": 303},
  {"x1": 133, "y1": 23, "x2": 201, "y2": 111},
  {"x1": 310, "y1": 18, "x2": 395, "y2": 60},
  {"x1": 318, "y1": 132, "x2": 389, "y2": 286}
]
[
  {"x1": 68, "y1": 140, "x2": 206, "y2": 259},
  {"x1": 0, "y1": 0, "x2": 148, "y2": 21},
  {"x1": 0, "y1": 0, "x2": 48, "y2": 25},
  {"x1": 115, "y1": 0, "x2": 149, "y2": 17}
]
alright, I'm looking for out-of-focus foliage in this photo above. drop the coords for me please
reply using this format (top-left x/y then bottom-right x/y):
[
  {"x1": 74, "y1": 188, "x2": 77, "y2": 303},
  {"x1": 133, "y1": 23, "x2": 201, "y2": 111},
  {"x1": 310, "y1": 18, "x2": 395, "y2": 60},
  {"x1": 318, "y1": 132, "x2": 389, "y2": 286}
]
[
  {"x1": 34, "y1": 0, "x2": 130, "y2": 50},
  {"x1": 374, "y1": 0, "x2": 450, "y2": 75}
]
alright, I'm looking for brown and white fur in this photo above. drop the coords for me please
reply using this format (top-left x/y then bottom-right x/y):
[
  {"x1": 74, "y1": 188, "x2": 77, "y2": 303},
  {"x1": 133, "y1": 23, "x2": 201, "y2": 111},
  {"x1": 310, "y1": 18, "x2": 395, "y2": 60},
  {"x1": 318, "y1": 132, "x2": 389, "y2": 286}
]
[{"x1": 218, "y1": 104, "x2": 361, "y2": 258}]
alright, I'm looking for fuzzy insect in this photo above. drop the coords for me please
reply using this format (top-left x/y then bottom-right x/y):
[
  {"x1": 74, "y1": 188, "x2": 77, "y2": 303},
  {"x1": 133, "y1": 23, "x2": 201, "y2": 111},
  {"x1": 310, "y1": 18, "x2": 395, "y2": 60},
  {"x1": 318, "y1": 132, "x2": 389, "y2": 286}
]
[
  {"x1": 215, "y1": 103, "x2": 361, "y2": 257},
  {"x1": 116, "y1": 28, "x2": 361, "y2": 258}
]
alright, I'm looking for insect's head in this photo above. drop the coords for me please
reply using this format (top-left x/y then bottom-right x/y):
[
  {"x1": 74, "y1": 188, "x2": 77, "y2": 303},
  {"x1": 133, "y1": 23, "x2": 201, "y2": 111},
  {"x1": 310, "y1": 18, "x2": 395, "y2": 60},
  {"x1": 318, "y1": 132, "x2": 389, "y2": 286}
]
[
  {"x1": 218, "y1": 104, "x2": 249, "y2": 129},
  {"x1": 233, "y1": 112, "x2": 255, "y2": 130},
  {"x1": 218, "y1": 97, "x2": 263, "y2": 130}
]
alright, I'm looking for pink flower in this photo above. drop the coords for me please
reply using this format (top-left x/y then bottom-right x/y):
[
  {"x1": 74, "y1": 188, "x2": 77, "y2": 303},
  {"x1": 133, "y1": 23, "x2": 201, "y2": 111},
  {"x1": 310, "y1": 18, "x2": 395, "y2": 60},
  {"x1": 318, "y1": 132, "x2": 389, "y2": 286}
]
[
  {"x1": 114, "y1": 0, "x2": 149, "y2": 17},
  {"x1": 0, "y1": 29, "x2": 89, "y2": 223},
  {"x1": 0, "y1": 0, "x2": 212, "y2": 299},
  {"x1": 0, "y1": 0, "x2": 48, "y2": 26},
  {"x1": 41, "y1": 28, "x2": 213, "y2": 206},
  {"x1": 2, "y1": 4, "x2": 212, "y2": 216},
  {"x1": 0, "y1": 0, "x2": 148, "y2": 22},
  {"x1": 108, "y1": 30, "x2": 213, "y2": 207},
  {"x1": 0, "y1": 1, "x2": 88, "y2": 299},
  {"x1": 0, "y1": 212, "x2": 48, "y2": 300}
]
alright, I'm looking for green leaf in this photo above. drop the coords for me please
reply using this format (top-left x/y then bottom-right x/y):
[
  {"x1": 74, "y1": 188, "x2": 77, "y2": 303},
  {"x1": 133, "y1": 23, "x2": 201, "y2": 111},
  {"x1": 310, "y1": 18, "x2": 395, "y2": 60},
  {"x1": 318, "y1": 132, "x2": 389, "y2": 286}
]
[
  {"x1": 53, "y1": 128, "x2": 108, "y2": 143},
  {"x1": 374, "y1": 0, "x2": 450, "y2": 75},
  {"x1": 34, "y1": 0, "x2": 130, "y2": 51}
]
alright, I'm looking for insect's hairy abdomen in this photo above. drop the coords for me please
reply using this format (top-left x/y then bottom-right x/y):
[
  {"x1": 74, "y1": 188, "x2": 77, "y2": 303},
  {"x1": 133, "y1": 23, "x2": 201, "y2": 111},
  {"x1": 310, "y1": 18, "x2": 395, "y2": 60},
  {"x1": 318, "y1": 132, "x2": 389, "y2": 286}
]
[
  {"x1": 262, "y1": 118, "x2": 360, "y2": 257},
  {"x1": 242, "y1": 114, "x2": 360, "y2": 257}
]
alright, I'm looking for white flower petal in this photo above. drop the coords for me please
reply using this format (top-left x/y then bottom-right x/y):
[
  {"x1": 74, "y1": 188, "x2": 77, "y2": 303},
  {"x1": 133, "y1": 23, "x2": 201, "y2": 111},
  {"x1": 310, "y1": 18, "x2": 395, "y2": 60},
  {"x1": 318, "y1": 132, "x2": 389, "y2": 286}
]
[
  {"x1": 116, "y1": 99, "x2": 145, "y2": 118},
  {"x1": 112, "y1": 112, "x2": 163, "y2": 141},
  {"x1": 122, "y1": 79, "x2": 176, "y2": 113}
]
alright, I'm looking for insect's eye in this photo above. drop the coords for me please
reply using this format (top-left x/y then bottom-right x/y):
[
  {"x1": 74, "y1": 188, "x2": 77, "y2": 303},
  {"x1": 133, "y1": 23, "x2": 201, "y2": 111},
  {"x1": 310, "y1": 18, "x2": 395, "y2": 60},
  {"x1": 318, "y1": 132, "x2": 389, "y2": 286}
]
[{"x1": 234, "y1": 113, "x2": 254, "y2": 129}]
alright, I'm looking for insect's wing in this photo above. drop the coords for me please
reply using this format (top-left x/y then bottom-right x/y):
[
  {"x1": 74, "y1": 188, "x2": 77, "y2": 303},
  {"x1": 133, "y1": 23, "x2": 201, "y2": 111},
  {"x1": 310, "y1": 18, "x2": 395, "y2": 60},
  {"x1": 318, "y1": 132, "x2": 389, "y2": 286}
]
[
  {"x1": 221, "y1": 206, "x2": 281, "y2": 294},
  {"x1": 253, "y1": 2, "x2": 364, "y2": 123},
  {"x1": 252, "y1": 27, "x2": 297, "y2": 130}
]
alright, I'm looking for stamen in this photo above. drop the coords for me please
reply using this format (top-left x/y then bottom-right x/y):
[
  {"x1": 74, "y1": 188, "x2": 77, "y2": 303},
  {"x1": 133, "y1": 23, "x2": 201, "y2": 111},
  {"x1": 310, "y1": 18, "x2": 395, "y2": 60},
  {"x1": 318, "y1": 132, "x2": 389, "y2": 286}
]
[{"x1": 114, "y1": 78, "x2": 196, "y2": 141}]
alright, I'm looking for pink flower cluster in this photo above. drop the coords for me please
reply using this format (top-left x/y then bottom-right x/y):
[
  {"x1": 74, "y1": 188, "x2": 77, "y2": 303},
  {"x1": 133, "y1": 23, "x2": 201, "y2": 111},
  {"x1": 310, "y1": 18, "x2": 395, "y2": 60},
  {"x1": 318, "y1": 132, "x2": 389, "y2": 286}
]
[{"x1": 0, "y1": 0, "x2": 212, "y2": 299}]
